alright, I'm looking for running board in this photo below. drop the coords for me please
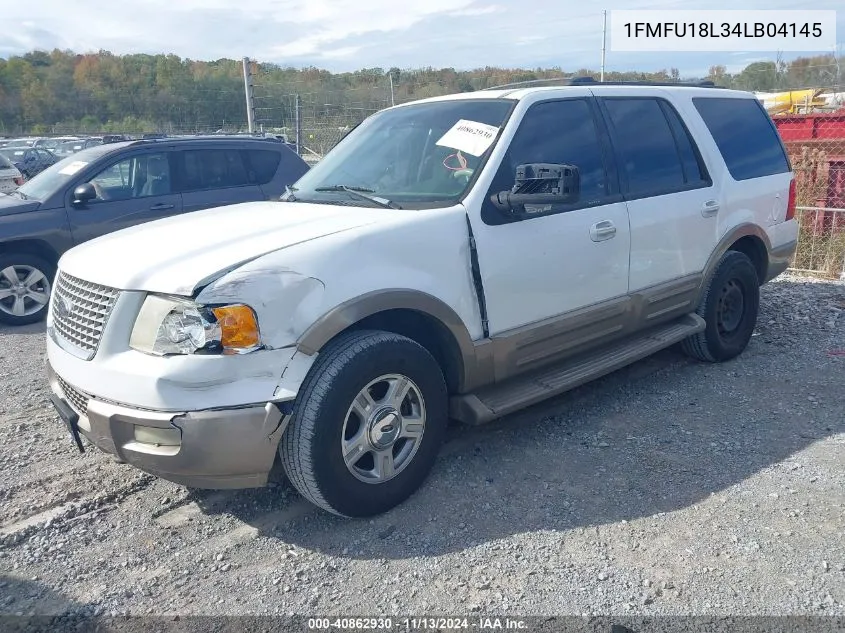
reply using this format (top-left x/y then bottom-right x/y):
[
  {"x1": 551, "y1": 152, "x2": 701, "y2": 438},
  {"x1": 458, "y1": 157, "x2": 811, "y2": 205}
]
[{"x1": 450, "y1": 313, "x2": 706, "y2": 426}]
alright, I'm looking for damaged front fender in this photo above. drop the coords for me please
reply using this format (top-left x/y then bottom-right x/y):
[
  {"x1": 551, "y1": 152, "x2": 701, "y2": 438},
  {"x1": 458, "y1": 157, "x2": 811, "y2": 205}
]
[{"x1": 195, "y1": 267, "x2": 325, "y2": 350}]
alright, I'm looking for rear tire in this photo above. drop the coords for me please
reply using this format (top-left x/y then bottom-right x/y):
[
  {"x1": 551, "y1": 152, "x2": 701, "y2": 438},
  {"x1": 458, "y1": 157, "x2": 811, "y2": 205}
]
[
  {"x1": 280, "y1": 330, "x2": 448, "y2": 517},
  {"x1": 0, "y1": 253, "x2": 55, "y2": 326},
  {"x1": 681, "y1": 250, "x2": 760, "y2": 363}
]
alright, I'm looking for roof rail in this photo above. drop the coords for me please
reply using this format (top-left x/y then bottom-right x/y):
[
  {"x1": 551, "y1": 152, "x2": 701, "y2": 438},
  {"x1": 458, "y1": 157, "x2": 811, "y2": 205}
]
[
  {"x1": 484, "y1": 76, "x2": 587, "y2": 90},
  {"x1": 484, "y1": 76, "x2": 723, "y2": 91},
  {"x1": 130, "y1": 134, "x2": 282, "y2": 145}
]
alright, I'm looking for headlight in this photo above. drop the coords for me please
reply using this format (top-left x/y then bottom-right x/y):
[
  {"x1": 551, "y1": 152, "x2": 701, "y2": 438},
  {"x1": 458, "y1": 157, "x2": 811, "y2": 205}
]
[{"x1": 129, "y1": 295, "x2": 262, "y2": 356}]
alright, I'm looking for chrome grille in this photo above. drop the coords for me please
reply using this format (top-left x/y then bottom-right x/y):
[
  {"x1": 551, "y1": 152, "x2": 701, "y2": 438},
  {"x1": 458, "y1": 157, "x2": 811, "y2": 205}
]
[
  {"x1": 51, "y1": 272, "x2": 119, "y2": 360},
  {"x1": 57, "y1": 375, "x2": 90, "y2": 416}
]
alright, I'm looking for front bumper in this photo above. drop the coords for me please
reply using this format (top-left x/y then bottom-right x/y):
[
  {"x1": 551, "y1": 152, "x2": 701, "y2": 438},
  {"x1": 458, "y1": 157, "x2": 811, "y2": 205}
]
[{"x1": 47, "y1": 362, "x2": 289, "y2": 489}]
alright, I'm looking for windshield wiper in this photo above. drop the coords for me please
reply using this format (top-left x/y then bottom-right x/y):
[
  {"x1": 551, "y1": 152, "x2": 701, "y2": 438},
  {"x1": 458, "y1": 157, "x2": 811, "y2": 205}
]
[{"x1": 314, "y1": 185, "x2": 399, "y2": 209}]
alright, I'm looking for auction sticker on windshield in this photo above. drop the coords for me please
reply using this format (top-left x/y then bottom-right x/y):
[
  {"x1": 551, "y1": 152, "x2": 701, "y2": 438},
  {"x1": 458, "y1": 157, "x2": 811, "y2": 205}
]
[
  {"x1": 58, "y1": 161, "x2": 88, "y2": 176},
  {"x1": 436, "y1": 119, "x2": 500, "y2": 157}
]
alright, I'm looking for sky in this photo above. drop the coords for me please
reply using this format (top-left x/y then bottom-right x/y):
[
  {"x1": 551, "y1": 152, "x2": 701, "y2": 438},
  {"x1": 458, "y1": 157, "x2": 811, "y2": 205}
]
[{"x1": 3, "y1": 0, "x2": 843, "y2": 76}]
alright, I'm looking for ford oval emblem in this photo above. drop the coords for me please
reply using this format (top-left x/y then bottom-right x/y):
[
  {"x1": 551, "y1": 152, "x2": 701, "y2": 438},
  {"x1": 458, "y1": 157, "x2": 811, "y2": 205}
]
[{"x1": 56, "y1": 295, "x2": 73, "y2": 319}]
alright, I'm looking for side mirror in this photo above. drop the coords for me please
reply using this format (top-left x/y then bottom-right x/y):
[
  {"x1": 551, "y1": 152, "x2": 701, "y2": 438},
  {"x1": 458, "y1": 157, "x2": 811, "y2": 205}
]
[
  {"x1": 72, "y1": 183, "x2": 97, "y2": 206},
  {"x1": 491, "y1": 163, "x2": 580, "y2": 216}
]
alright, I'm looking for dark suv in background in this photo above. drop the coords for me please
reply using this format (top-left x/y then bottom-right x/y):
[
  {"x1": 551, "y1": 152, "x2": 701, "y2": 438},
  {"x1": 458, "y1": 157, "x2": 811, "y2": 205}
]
[
  {"x1": 0, "y1": 135, "x2": 310, "y2": 325},
  {"x1": 0, "y1": 146, "x2": 59, "y2": 179}
]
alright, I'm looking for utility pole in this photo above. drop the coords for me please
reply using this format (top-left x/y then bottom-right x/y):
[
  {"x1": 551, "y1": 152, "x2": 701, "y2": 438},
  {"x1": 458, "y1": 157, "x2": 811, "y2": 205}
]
[
  {"x1": 295, "y1": 94, "x2": 302, "y2": 156},
  {"x1": 389, "y1": 73, "x2": 395, "y2": 107},
  {"x1": 600, "y1": 10, "x2": 607, "y2": 82},
  {"x1": 242, "y1": 57, "x2": 255, "y2": 133}
]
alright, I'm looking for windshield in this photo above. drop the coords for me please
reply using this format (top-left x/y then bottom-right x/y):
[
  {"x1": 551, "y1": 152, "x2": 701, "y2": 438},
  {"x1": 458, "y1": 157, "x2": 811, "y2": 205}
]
[
  {"x1": 289, "y1": 99, "x2": 515, "y2": 209},
  {"x1": 16, "y1": 145, "x2": 117, "y2": 201}
]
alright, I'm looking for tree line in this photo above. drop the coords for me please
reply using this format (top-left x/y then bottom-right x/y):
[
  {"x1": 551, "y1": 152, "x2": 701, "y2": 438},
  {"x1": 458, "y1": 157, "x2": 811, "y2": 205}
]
[{"x1": 0, "y1": 49, "x2": 841, "y2": 136}]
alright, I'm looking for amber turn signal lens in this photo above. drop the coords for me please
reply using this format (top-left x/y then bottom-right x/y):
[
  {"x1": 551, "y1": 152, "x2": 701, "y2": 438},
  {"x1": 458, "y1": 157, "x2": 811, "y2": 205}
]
[{"x1": 211, "y1": 305, "x2": 260, "y2": 351}]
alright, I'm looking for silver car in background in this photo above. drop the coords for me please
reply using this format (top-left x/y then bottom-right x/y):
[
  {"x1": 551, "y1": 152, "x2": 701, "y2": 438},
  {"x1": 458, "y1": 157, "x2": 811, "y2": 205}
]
[{"x1": 0, "y1": 153, "x2": 25, "y2": 193}]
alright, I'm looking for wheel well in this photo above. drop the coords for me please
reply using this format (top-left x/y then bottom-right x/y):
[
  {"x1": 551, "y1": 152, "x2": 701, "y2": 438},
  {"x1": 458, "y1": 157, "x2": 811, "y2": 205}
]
[
  {"x1": 0, "y1": 239, "x2": 60, "y2": 267},
  {"x1": 728, "y1": 236, "x2": 767, "y2": 284},
  {"x1": 345, "y1": 308, "x2": 464, "y2": 394}
]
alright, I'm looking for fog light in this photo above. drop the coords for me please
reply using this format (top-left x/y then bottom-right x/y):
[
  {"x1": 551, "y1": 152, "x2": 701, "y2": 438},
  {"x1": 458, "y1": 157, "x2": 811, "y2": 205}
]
[{"x1": 133, "y1": 426, "x2": 181, "y2": 447}]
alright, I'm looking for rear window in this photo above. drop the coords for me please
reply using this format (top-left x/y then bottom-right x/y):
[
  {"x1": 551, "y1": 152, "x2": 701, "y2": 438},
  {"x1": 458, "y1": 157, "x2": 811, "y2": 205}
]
[
  {"x1": 692, "y1": 97, "x2": 790, "y2": 181},
  {"x1": 245, "y1": 149, "x2": 281, "y2": 185},
  {"x1": 179, "y1": 149, "x2": 250, "y2": 191}
]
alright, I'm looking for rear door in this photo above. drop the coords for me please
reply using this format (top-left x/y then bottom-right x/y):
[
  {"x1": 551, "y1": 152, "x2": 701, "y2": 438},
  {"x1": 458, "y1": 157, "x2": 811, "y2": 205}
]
[
  {"x1": 66, "y1": 150, "x2": 184, "y2": 245},
  {"x1": 174, "y1": 147, "x2": 263, "y2": 212},
  {"x1": 594, "y1": 91, "x2": 718, "y2": 292}
]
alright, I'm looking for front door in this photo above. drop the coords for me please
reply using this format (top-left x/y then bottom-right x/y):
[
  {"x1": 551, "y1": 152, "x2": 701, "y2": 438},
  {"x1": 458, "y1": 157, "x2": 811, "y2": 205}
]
[
  {"x1": 67, "y1": 151, "x2": 184, "y2": 245},
  {"x1": 467, "y1": 94, "x2": 631, "y2": 341}
]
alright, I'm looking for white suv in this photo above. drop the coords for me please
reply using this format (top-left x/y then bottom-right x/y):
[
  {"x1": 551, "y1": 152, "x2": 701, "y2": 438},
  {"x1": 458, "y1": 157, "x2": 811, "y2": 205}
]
[{"x1": 45, "y1": 79, "x2": 799, "y2": 517}]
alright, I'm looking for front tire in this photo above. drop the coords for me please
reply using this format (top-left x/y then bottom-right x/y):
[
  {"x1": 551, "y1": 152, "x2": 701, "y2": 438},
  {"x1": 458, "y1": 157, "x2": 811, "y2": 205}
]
[
  {"x1": 280, "y1": 330, "x2": 448, "y2": 517},
  {"x1": 0, "y1": 253, "x2": 55, "y2": 326},
  {"x1": 681, "y1": 250, "x2": 760, "y2": 362}
]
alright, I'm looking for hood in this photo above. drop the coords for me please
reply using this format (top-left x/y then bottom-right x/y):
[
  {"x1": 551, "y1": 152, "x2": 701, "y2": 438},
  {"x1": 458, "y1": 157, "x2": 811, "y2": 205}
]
[
  {"x1": 0, "y1": 194, "x2": 40, "y2": 216},
  {"x1": 58, "y1": 200, "x2": 392, "y2": 295}
]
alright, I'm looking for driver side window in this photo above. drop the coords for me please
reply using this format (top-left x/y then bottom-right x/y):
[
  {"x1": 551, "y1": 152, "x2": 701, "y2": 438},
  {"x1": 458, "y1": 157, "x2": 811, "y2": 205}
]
[
  {"x1": 88, "y1": 153, "x2": 171, "y2": 201},
  {"x1": 481, "y1": 98, "x2": 611, "y2": 224}
]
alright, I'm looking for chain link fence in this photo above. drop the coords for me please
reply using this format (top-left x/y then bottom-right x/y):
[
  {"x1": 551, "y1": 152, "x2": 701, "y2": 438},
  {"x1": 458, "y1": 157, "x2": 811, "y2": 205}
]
[
  {"x1": 792, "y1": 207, "x2": 845, "y2": 278},
  {"x1": 8, "y1": 66, "x2": 843, "y2": 279},
  {"x1": 249, "y1": 68, "x2": 574, "y2": 162},
  {"x1": 775, "y1": 113, "x2": 845, "y2": 278}
]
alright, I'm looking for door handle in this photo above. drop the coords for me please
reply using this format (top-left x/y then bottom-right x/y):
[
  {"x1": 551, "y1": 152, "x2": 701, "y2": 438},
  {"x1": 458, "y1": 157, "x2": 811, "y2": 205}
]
[
  {"x1": 149, "y1": 203, "x2": 175, "y2": 211},
  {"x1": 590, "y1": 220, "x2": 617, "y2": 242},
  {"x1": 701, "y1": 200, "x2": 720, "y2": 217}
]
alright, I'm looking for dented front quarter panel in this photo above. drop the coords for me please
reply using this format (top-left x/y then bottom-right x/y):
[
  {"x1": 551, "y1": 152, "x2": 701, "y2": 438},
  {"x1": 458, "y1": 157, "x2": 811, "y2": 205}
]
[
  {"x1": 195, "y1": 204, "x2": 483, "y2": 368},
  {"x1": 196, "y1": 267, "x2": 326, "y2": 350},
  {"x1": 162, "y1": 206, "x2": 481, "y2": 402}
]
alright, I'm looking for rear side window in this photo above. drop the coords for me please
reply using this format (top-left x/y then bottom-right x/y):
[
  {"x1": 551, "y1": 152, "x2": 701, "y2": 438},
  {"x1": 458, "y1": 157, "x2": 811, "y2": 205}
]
[
  {"x1": 179, "y1": 149, "x2": 250, "y2": 191},
  {"x1": 693, "y1": 97, "x2": 790, "y2": 181},
  {"x1": 661, "y1": 102, "x2": 710, "y2": 187},
  {"x1": 603, "y1": 98, "x2": 688, "y2": 197},
  {"x1": 244, "y1": 149, "x2": 282, "y2": 185}
]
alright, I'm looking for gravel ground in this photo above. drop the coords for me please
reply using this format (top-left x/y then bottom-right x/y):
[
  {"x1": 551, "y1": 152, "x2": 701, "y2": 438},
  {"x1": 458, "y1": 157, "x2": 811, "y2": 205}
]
[{"x1": 0, "y1": 273, "x2": 844, "y2": 623}]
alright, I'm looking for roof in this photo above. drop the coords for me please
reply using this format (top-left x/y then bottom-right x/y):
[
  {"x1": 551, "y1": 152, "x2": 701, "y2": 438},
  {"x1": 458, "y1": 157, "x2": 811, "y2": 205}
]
[
  {"x1": 391, "y1": 78, "x2": 751, "y2": 109},
  {"x1": 126, "y1": 134, "x2": 288, "y2": 146},
  {"x1": 53, "y1": 135, "x2": 290, "y2": 160}
]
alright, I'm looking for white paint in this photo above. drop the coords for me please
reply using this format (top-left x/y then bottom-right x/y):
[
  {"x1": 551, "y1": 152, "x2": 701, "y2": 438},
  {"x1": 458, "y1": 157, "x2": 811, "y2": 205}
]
[
  {"x1": 473, "y1": 200, "x2": 631, "y2": 333},
  {"x1": 49, "y1": 82, "x2": 798, "y2": 420},
  {"x1": 435, "y1": 119, "x2": 500, "y2": 157},
  {"x1": 57, "y1": 202, "x2": 389, "y2": 294},
  {"x1": 52, "y1": 202, "x2": 482, "y2": 410},
  {"x1": 0, "y1": 165, "x2": 23, "y2": 193}
]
